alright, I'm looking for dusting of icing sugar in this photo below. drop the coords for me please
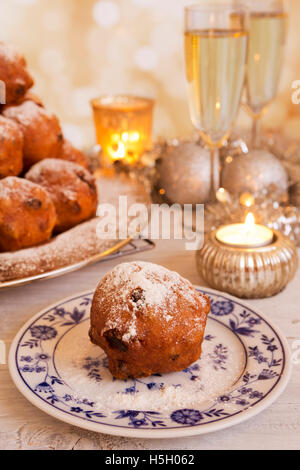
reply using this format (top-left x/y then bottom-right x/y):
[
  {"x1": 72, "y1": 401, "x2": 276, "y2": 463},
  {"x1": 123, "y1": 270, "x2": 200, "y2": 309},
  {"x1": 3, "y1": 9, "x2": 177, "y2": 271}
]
[
  {"x1": 57, "y1": 319, "x2": 245, "y2": 414},
  {"x1": 97, "y1": 261, "x2": 208, "y2": 343},
  {"x1": 122, "y1": 322, "x2": 137, "y2": 343},
  {"x1": 0, "y1": 176, "x2": 33, "y2": 200},
  {"x1": 102, "y1": 261, "x2": 203, "y2": 310}
]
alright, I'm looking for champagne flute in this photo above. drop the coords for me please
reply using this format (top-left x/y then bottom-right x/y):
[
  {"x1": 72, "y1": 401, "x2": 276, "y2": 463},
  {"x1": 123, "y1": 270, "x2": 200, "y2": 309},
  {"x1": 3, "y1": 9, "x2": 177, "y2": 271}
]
[
  {"x1": 242, "y1": 0, "x2": 287, "y2": 148},
  {"x1": 184, "y1": 3, "x2": 249, "y2": 201}
]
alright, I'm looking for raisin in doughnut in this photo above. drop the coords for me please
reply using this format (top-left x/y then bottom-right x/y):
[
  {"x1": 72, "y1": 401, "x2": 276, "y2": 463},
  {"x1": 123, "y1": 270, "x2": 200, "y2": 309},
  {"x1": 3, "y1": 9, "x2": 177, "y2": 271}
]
[
  {"x1": 3, "y1": 101, "x2": 63, "y2": 169},
  {"x1": 89, "y1": 261, "x2": 210, "y2": 379},
  {"x1": 0, "y1": 42, "x2": 34, "y2": 105},
  {"x1": 0, "y1": 115, "x2": 23, "y2": 179},
  {"x1": 0, "y1": 176, "x2": 56, "y2": 251},
  {"x1": 26, "y1": 158, "x2": 98, "y2": 232},
  {"x1": 56, "y1": 139, "x2": 89, "y2": 169}
]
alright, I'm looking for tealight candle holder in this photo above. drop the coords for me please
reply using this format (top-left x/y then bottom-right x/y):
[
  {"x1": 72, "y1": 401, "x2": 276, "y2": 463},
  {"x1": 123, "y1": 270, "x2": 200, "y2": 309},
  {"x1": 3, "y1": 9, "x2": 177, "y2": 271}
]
[
  {"x1": 91, "y1": 95, "x2": 154, "y2": 166},
  {"x1": 196, "y1": 226, "x2": 298, "y2": 299}
]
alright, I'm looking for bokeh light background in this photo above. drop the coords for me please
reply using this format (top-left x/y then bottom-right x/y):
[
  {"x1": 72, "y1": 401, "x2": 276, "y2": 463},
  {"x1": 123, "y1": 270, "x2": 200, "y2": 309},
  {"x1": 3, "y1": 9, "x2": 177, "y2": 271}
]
[{"x1": 0, "y1": 0, "x2": 299, "y2": 148}]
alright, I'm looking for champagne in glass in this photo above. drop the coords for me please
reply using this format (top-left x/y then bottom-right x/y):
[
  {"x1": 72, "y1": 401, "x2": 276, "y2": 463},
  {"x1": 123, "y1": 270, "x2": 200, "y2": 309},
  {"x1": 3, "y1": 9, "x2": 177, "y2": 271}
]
[
  {"x1": 242, "y1": 1, "x2": 287, "y2": 147},
  {"x1": 185, "y1": 4, "x2": 249, "y2": 200},
  {"x1": 185, "y1": 29, "x2": 248, "y2": 144}
]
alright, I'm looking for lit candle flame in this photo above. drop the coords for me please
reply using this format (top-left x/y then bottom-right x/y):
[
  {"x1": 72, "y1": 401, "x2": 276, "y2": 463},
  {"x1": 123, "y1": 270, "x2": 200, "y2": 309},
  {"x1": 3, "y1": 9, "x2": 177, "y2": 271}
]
[
  {"x1": 109, "y1": 139, "x2": 126, "y2": 160},
  {"x1": 121, "y1": 132, "x2": 129, "y2": 142},
  {"x1": 245, "y1": 212, "x2": 255, "y2": 238},
  {"x1": 129, "y1": 131, "x2": 140, "y2": 142},
  {"x1": 108, "y1": 131, "x2": 141, "y2": 161}
]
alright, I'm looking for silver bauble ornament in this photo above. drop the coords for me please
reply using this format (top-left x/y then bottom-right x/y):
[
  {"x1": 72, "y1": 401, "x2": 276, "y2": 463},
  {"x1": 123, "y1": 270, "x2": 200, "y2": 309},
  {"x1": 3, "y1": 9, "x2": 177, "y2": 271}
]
[
  {"x1": 156, "y1": 141, "x2": 211, "y2": 204},
  {"x1": 221, "y1": 149, "x2": 288, "y2": 196}
]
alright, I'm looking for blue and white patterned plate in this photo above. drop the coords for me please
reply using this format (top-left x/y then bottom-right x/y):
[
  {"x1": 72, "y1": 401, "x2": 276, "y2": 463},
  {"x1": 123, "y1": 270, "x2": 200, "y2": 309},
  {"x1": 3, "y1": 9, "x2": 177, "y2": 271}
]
[{"x1": 9, "y1": 287, "x2": 291, "y2": 438}]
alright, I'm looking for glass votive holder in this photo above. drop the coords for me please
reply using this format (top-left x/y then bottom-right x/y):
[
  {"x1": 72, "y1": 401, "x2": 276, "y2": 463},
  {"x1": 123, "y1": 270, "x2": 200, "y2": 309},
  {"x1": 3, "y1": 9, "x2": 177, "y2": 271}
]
[
  {"x1": 91, "y1": 95, "x2": 154, "y2": 166},
  {"x1": 196, "y1": 229, "x2": 298, "y2": 299}
]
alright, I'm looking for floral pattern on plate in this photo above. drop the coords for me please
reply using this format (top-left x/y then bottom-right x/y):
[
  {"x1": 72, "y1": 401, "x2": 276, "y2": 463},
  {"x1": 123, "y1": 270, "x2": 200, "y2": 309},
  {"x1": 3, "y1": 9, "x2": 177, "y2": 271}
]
[{"x1": 9, "y1": 288, "x2": 291, "y2": 438}]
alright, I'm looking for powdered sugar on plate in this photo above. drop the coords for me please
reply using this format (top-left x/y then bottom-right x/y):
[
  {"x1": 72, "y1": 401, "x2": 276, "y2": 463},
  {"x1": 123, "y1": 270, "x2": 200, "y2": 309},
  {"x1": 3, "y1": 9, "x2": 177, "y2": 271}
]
[{"x1": 55, "y1": 318, "x2": 245, "y2": 414}]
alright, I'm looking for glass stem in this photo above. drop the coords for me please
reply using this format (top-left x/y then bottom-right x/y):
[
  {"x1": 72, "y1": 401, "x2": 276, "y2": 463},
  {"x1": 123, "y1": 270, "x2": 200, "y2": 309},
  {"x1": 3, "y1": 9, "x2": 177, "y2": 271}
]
[
  {"x1": 252, "y1": 116, "x2": 260, "y2": 149},
  {"x1": 209, "y1": 145, "x2": 220, "y2": 202}
]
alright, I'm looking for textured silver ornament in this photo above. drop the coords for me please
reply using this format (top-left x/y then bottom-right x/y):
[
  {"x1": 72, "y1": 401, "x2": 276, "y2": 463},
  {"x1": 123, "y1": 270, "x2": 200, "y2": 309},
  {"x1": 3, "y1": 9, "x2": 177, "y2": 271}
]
[
  {"x1": 222, "y1": 149, "x2": 288, "y2": 196},
  {"x1": 155, "y1": 141, "x2": 211, "y2": 205}
]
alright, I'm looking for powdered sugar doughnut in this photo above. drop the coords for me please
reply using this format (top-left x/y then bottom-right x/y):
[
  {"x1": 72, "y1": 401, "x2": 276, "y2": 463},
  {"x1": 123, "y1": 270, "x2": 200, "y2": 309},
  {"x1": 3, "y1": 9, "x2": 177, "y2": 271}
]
[
  {"x1": 3, "y1": 101, "x2": 63, "y2": 169},
  {"x1": 90, "y1": 261, "x2": 210, "y2": 379},
  {"x1": 0, "y1": 42, "x2": 34, "y2": 105},
  {"x1": 26, "y1": 158, "x2": 98, "y2": 233},
  {"x1": 0, "y1": 176, "x2": 56, "y2": 252}
]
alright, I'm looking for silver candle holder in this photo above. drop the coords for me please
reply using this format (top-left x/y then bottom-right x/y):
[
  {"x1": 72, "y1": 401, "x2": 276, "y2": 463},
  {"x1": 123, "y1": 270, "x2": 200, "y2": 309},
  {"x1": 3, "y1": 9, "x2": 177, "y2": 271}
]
[{"x1": 196, "y1": 228, "x2": 298, "y2": 299}]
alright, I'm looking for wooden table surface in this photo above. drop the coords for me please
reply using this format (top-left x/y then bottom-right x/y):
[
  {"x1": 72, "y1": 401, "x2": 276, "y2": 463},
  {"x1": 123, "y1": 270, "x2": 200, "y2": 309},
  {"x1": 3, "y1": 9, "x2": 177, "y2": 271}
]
[{"x1": 0, "y1": 239, "x2": 299, "y2": 450}]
